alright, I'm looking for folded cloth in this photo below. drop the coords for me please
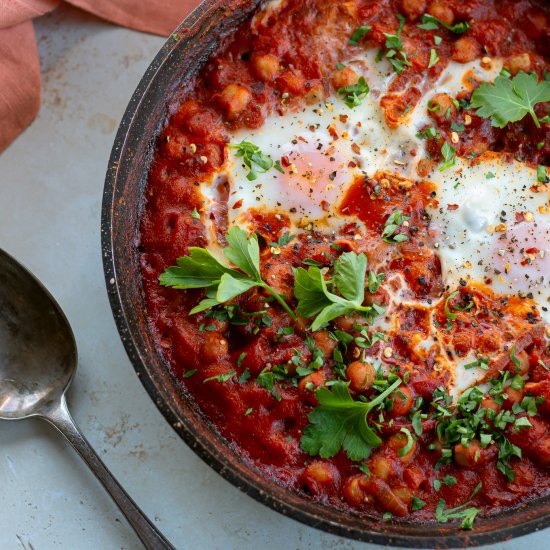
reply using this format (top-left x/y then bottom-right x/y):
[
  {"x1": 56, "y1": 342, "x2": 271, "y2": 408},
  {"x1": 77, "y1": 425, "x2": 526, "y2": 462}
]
[{"x1": 0, "y1": 0, "x2": 200, "y2": 154}]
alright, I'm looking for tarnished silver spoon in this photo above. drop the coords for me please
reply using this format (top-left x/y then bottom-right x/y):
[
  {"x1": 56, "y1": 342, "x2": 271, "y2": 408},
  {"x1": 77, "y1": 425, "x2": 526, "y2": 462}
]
[{"x1": 0, "y1": 248, "x2": 174, "y2": 550}]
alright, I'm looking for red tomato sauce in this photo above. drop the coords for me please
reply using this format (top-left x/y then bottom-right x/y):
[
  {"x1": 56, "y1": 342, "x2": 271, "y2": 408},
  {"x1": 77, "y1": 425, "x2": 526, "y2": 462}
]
[{"x1": 140, "y1": 0, "x2": 550, "y2": 526}]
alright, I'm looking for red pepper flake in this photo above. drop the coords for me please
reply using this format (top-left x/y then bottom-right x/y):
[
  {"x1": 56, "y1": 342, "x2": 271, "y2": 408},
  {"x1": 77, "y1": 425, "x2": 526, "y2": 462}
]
[
  {"x1": 339, "y1": 114, "x2": 349, "y2": 123},
  {"x1": 232, "y1": 199, "x2": 243, "y2": 209},
  {"x1": 515, "y1": 212, "x2": 524, "y2": 223},
  {"x1": 351, "y1": 143, "x2": 361, "y2": 155},
  {"x1": 321, "y1": 200, "x2": 330, "y2": 211},
  {"x1": 526, "y1": 247, "x2": 540, "y2": 254},
  {"x1": 447, "y1": 204, "x2": 459, "y2": 211},
  {"x1": 348, "y1": 161, "x2": 357, "y2": 168},
  {"x1": 281, "y1": 155, "x2": 291, "y2": 168}
]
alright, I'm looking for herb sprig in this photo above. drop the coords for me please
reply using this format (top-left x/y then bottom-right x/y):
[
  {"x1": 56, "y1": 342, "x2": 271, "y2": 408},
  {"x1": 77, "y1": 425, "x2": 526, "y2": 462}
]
[
  {"x1": 435, "y1": 482, "x2": 482, "y2": 530},
  {"x1": 231, "y1": 141, "x2": 285, "y2": 181},
  {"x1": 470, "y1": 71, "x2": 550, "y2": 129},
  {"x1": 300, "y1": 378, "x2": 402, "y2": 461},
  {"x1": 160, "y1": 226, "x2": 296, "y2": 319},
  {"x1": 381, "y1": 210, "x2": 410, "y2": 243},
  {"x1": 294, "y1": 252, "x2": 382, "y2": 331}
]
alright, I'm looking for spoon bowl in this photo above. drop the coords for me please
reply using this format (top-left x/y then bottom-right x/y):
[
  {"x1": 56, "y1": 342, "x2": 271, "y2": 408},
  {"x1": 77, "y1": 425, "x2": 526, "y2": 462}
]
[
  {"x1": 0, "y1": 248, "x2": 173, "y2": 550},
  {"x1": 0, "y1": 249, "x2": 76, "y2": 419}
]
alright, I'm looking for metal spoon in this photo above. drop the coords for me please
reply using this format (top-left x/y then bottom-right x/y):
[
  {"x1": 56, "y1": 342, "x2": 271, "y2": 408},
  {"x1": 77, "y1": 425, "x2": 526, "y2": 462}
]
[{"x1": 0, "y1": 248, "x2": 175, "y2": 550}]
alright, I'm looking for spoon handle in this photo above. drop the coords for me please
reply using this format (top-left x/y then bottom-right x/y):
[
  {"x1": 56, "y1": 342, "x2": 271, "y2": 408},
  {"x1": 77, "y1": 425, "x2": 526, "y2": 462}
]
[{"x1": 42, "y1": 396, "x2": 175, "y2": 550}]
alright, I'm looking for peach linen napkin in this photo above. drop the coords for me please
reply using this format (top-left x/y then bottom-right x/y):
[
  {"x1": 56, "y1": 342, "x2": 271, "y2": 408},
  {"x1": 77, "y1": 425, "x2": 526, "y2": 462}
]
[{"x1": 0, "y1": 0, "x2": 201, "y2": 153}]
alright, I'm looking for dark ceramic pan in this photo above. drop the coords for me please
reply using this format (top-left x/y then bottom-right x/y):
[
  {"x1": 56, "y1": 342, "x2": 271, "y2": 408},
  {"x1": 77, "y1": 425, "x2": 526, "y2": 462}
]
[{"x1": 101, "y1": 0, "x2": 550, "y2": 546}]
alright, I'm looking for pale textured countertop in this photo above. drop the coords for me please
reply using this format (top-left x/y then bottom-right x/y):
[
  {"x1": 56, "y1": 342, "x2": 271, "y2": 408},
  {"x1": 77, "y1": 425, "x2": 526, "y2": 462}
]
[{"x1": 0, "y1": 5, "x2": 548, "y2": 550}]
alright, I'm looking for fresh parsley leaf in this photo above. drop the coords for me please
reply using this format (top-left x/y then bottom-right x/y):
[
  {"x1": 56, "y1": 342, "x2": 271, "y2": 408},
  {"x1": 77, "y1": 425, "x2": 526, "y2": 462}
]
[
  {"x1": 294, "y1": 252, "x2": 375, "y2": 331},
  {"x1": 191, "y1": 207, "x2": 200, "y2": 219},
  {"x1": 160, "y1": 226, "x2": 296, "y2": 319},
  {"x1": 381, "y1": 210, "x2": 410, "y2": 243},
  {"x1": 418, "y1": 14, "x2": 470, "y2": 34},
  {"x1": 349, "y1": 25, "x2": 372, "y2": 45},
  {"x1": 300, "y1": 378, "x2": 401, "y2": 461},
  {"x1": 433, "y1": 479, "x2": 442, "y2": 491},
  {"x1": 244, "y1": 407, "x2": 253, "y2": 416},
  {"x1": 231, "y1": 140, "x2": 280, "y2": 180},
  {"x1": 338, "y1": 77, "x2": 370, "y2": 108},
  {"x1": 470, "y1": 71, "x2": 550, "y2": 129},
  {"x1": 412, "y1": 410, "x2": 423, "y2": 435},
  {"x1": 439, "y1": 141, "x2": 456, "y2": 171}
]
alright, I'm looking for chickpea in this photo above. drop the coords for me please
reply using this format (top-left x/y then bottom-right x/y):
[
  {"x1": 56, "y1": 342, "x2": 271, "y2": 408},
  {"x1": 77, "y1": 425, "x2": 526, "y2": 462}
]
[
  {"x1": 506, "y1": 53, "x2": 531, "y2": 76},
  {"x1": 392, "y1": 486, "x2": 413, "y2": 506},
  {"x1": 298, "y1": 371, "x2": 325, "y2": 405},
  {"x1": 343, "y1": 475, "x2": 370, "y2": 507},
  {"x1": 481, "y1": 398, "x2": 500, "y2": 412},
  {"x1": 427, "y1": 1, "x2": 454, "y2": 25},
  {"x1": 370, "y1": 455, "x2": 392, "y2": 481},
  {"x1": 504, "y1": 387, "x2": 524, "y2": 409},
  {"x1": 304, "y1": 82, "x2": 325, "y2": 105},
  {"x1": 389, "y1": 386, "x2": 414, "y2": 417},
  {"x1": 202, "y1": 331, "x2": 229, "y2": 362},
  {"x1": 302, "y1": 461, "x2": 339, "y2": 495},
  {"x1": 388, "y1": 433, "x2": 417, "y2": 464},
  {"x1": 314, "y1": 331, "x2": 337, "y2": 359},
  {"x1": 331, "y1": 67, "x2": 359, "y2": 91},
  {"x1": 216, "y1": 83, "x2": 252, "y2": 119},
  {"x1": 402, "y1": 0, "x2": 427, "y2": 21},
  {"x1": 252, "y1": 53, "x2": 280, "y2": 81},
  {"x1": 452, "y1": 36, "x2": 481, "y2": 64},
  {"x1": 346, "y1": 361, "x2": 376, "y2": 392},
  {"x1": 428, "y1": 93, "x2": 456, "y2": 123},
  {"x1": 305, "y1": 461, "x2": 337, "y2": 484},
  {"x1": 454, "y1": 439, "x2": 494, "y2": 467},
  {"x1": 334, "y1": 314, "x2": 357, "y2": 332}
]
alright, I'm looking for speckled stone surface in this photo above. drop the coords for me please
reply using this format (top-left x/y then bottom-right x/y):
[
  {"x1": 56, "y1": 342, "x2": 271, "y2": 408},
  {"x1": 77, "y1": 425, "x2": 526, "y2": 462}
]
[{"x1": 0, "y1": 5, "x2": 549, "y2": 550}]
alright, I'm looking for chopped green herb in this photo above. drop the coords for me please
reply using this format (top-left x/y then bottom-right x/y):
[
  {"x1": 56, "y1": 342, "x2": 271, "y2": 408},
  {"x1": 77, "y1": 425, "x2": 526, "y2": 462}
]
[
  {"x1": 349, "y1": 25, "x2": 372, "y2": 45},
  {"x1": 338, "y1": 77, "x2": 370, "y2": 108},
  {"x1": 412, "y1": 497, "x2": 426, "y2": 511},
  {"x1": 443, "y1": 475, "x2": 457, "y2": 486},
  {"x1": 537, "y1": 165, "x2": 549, "y2": 183},
  {"x1": 418, "y1": 14, "x2": 470, "y2": 34},
  {"x1": 182, "y1": 369, "x2": 198, "y2": 378},
  {"x1": 439, "y1": 141, "x2": 456, "y2": 171},
  {"x1": 244, "y1": 407, "x2": 253, "y2": 416},
  {"x1": 203, "y1": 370, "x2": 236, "y2": 383},
  {"x1": 428, "y1": 48, "x2": 440, "y2": 69},
  {"x1": 191, "y1": 207, "x2": 200, "y2": 219},
  {"x1": 368, "y1": 270, "x2": 385, "y2": 293},
  {"x1": 398, "y1": 427, "x2": 414, "y2": 457},
  {"x1": 486, "y1": 172, "x2": 495, "y2": 179},
  {"x1": 434, "y1": 35, "x2": 442, "y2": 45},
  {"x1": 381, "y1": 210, "x2": 410, "y2": 243}
]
